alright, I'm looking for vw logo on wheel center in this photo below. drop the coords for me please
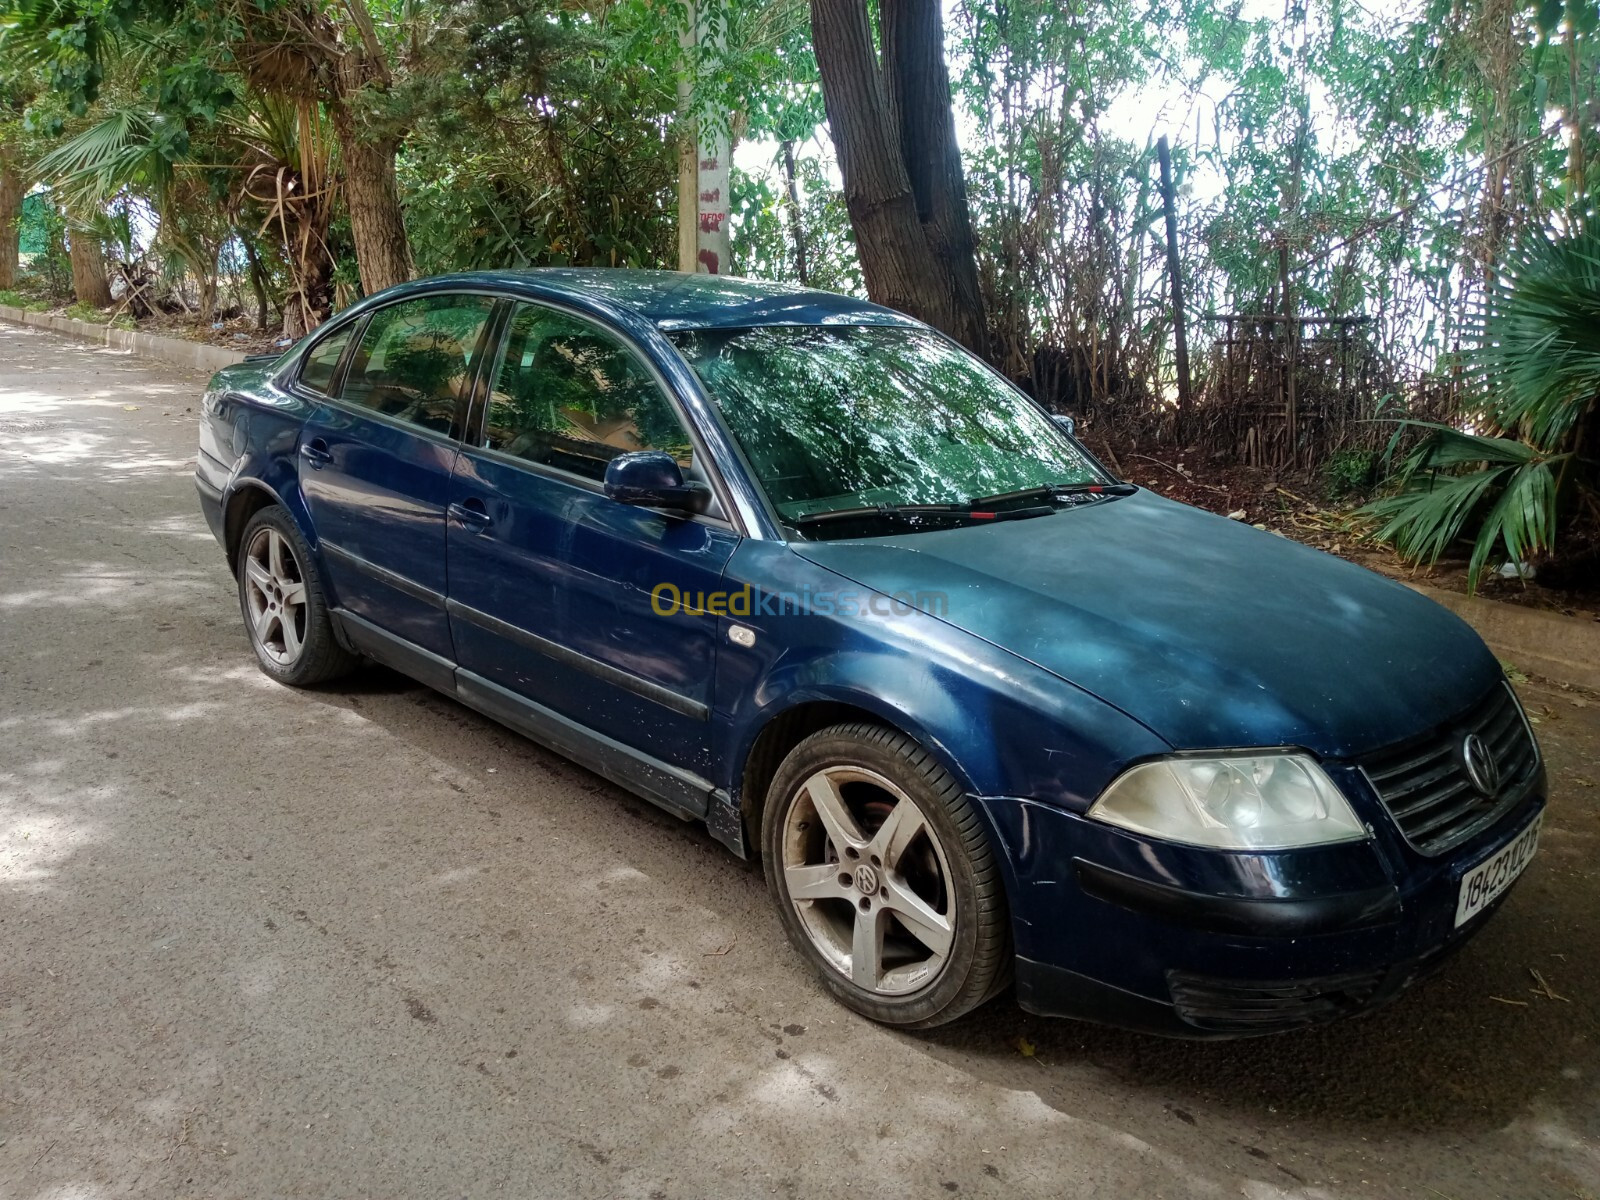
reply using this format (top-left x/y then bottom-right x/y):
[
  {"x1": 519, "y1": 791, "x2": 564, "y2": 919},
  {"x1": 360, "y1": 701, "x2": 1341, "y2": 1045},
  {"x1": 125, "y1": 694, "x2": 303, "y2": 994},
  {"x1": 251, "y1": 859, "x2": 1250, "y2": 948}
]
[
  {"x1": 1460, "y1": 732, "x2": 1501, "y2": 796},
  {"x1": 853, "y1": 864, "x2": 881, "y2": 895}
]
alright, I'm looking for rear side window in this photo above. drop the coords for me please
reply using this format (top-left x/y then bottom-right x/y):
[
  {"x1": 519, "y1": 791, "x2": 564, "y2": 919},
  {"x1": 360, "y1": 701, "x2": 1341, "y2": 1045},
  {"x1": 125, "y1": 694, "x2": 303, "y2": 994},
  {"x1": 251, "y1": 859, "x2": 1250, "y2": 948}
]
[
  {"x1": 298, "y1": 325, "x2": 354, "y2": 395},
  {"x1": 482, "y1": 302, "x2": 694, "y2": 482},
  {"x1": 337, "y1": 294, "x2": 496, "y2": 437}
]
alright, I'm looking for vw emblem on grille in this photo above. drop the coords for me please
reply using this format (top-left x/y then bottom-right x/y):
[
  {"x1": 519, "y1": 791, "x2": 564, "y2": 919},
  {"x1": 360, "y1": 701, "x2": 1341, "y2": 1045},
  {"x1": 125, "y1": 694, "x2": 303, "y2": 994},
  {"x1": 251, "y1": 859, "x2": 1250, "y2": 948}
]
[
  {"x1": 853, "y1": 864, "x2": 881, "y2": 896},
  {"x1": 1460, "y1": 732, "x2": 1501, "y2": 796}
]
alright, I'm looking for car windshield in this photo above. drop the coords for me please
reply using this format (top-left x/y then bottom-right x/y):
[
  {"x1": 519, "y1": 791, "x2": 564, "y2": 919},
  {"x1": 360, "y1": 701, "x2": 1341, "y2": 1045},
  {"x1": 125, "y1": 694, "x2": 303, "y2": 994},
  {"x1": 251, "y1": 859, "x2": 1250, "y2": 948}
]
[{"x1": 669, "y1": 325, "x2": 1106, "y2": 528}]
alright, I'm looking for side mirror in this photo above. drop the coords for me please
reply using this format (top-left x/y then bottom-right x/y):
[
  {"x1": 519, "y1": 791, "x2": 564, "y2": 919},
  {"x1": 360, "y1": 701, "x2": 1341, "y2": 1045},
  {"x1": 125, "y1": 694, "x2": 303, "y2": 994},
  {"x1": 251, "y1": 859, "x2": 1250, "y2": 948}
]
[
  {"x1": 1053, "y1": 413, "x2": 1077, "y2": 438},
  {"x1": 603, "y1": 450, "x2": 708, "y2": 513}
]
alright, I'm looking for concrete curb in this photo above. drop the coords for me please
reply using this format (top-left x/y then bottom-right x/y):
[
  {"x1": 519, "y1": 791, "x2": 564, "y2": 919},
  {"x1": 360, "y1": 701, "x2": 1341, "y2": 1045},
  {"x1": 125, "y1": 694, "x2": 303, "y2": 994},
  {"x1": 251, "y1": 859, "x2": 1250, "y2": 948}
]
[
  {"x1": 1406, "y1": 582, "x2": 1600, "y2": 692},
  {"x1": 5, "y1": 305, "x2": 1598, "y2": 692},
  {"x1": 0, "y1": 304, "x2": 248, "y2": 375}
]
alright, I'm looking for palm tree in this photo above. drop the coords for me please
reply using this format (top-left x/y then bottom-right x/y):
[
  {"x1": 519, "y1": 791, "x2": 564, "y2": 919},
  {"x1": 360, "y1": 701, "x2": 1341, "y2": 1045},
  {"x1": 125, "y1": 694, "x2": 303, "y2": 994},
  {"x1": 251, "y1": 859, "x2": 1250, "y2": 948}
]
[
  {"x1": 33, "y1": 92, "x2": 338, "y2": 333},
  {"x1": 1362, "y1": 227, "x2": 1600, "y2": 588}
]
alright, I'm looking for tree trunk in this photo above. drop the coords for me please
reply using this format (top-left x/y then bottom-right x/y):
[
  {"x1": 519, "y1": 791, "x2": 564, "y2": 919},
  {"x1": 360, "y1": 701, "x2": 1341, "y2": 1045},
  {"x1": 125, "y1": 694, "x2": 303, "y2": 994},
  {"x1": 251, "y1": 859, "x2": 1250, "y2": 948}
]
[
  {"x1": 240, "y1": 231, "x2": 273, "y2": 330},
  {"x1": 781, "y1": 140, "x2": 810, "y2": 285},
  {"x1": 879, "y1": 0, "x2": 985, "y2": 351},
  {"x1": 331, "y1": 105, "x2": 413, "y2": 296},
  {"x1": 322, "y1": 0, "x2": 412, "y2": 296},
  {"x1": 0, "y1": 153, "x2": 22, "y2": 291},
  {"x1": 1156, "y1": 137, "x2": 1192, "y2": 434},
  {"x1": 67, "y1": 225, "x2": 112, "y2": 307},
  {"x1": 282, "y1": 245, "x2": 333, "y2": 340},
  {"x1": 810, "y1": 0, "x2": 986, "y2": 354}
]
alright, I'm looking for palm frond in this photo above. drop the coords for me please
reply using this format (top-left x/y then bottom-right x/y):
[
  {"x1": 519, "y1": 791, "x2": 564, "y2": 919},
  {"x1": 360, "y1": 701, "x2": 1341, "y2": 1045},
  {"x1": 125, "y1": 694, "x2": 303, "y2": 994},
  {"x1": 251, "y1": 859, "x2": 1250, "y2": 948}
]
[
  {"x1": 1358, "y1": 423, "x2": 1569, "y2": 590},
  {"x1": 1468, "y1": 458, "x2": 1564, "y2": 586},
  {"x1": 1467, "y1": 227, "x2": 1600, "y2": 452},
  {"x1": 1362, "y1": 461, "x2": 1519, "y2": 570},
  {"x1": 1388, "y1": 420, "x2": 1534, "y2": 476},
  {"x1": 33, "y1": 107, "x2": 177, "y2": 206}
]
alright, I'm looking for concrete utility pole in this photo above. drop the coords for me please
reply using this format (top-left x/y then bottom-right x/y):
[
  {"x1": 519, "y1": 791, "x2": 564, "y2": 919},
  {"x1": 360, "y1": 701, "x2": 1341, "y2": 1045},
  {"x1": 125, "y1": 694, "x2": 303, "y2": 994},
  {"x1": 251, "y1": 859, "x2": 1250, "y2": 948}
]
[{"x1": 676, "y1": 0, "x2": 730, "y2": 275}]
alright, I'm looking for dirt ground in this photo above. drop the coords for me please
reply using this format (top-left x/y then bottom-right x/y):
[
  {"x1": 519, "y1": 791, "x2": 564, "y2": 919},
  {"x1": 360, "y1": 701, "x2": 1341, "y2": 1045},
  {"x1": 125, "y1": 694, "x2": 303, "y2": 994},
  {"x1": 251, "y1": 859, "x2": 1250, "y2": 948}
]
[
  {"x1": 1114, "y1": 448, "x2": 1600, "y2": 624},
  {"x1": 2, "y1": 323, "x2": 1598, "y2": 1199}
]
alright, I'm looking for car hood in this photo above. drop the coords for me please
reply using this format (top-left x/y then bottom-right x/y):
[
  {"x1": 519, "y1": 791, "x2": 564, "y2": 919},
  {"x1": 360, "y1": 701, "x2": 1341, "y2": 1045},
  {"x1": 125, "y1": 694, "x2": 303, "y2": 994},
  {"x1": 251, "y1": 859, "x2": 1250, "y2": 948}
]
[{"x1": 792, "y1": 489, "x2": 1500, "y2": 758}]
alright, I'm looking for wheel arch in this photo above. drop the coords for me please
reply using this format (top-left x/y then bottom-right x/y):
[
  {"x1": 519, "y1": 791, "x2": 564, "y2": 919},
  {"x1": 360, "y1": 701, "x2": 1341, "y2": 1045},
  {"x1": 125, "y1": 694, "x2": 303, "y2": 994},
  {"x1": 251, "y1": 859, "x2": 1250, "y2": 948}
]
[
  {"x1": 733, "y1": 692, "x2": 981, "y2": 856},
  {"x1": 222, "y1": 476, "x2": 316, "y2": 574},
  {"x1": 223, "y1": 482, "x2": 280, "y2": 573}
]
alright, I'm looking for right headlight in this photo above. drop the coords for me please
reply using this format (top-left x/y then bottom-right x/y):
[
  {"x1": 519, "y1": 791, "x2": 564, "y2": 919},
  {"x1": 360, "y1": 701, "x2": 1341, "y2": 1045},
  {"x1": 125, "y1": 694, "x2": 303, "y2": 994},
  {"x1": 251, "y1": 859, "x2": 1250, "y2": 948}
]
[{"x1": 1087, "y1": 752, "x2": 1369, "y2": 850}]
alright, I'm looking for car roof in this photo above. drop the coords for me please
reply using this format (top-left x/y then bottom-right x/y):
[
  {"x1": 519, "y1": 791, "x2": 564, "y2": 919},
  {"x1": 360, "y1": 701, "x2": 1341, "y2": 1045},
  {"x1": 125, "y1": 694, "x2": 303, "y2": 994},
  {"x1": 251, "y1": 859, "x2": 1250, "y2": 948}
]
[{"x1": 391, "y1": 268, "x2": 921, "y2": 332}]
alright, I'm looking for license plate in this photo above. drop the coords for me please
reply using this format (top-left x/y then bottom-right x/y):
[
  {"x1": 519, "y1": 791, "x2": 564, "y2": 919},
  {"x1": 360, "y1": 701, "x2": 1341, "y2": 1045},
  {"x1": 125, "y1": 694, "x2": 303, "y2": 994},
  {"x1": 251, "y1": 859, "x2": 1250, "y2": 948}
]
[{"x1": 1454, "y1": 814, "x2": 1541, "y2": 928}]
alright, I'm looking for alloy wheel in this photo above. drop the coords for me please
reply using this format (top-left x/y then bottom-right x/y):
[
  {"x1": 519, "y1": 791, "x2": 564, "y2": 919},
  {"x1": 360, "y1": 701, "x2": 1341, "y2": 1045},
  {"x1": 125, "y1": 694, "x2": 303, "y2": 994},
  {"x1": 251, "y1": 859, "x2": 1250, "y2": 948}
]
[
  {"x1": 780, "y1": 765, "x2": 956, "y2": 995},
  {"x1": 242, "y1": 526, "x2": 308, "y2": 667}
]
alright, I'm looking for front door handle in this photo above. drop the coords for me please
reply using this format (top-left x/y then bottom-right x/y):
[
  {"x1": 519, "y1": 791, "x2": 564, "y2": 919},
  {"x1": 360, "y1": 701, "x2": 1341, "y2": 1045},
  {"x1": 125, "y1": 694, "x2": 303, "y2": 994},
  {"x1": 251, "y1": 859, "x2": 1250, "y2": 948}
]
[
  {"x1": 301, "y1": 437, "x2": 333, "y2": 469},
  {"x1": 449, "y1": 498, "x2": 492, "y2": 531}
]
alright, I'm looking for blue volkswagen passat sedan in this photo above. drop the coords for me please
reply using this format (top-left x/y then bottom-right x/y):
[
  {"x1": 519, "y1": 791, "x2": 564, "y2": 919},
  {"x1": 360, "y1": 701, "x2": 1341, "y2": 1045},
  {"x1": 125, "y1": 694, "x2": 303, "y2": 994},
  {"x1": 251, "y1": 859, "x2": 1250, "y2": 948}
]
[{"x1": 195, "y1": 270, "x2": 1545, "y2": 1035}]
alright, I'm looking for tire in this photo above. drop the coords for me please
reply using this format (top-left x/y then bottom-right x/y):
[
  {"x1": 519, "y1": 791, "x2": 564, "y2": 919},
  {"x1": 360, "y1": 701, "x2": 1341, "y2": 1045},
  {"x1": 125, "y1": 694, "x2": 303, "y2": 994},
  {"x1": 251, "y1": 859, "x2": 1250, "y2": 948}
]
[
  {"x1": 236, "y1": 506, "x2": 358, "y2": 686},
  {"x1": 762, "y1": 722, "x2": 1011, "y2": 1029}
]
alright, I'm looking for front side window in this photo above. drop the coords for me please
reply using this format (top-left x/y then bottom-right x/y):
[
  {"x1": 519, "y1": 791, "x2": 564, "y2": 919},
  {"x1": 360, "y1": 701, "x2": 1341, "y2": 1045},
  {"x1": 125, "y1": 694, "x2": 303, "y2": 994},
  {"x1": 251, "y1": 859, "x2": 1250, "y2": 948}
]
[
  {"x1": 670, "y1": 325, "x2": 1105, "y2": 527},
  {"x1": 337, "y1": 294, "x2": 496, "y2": 436},
  {"x1": 482, "y1": 303, "x2": 695, "y2": 483},
  {"x1": 298, "y1": 324, "x2": 354, "y2": 395}
]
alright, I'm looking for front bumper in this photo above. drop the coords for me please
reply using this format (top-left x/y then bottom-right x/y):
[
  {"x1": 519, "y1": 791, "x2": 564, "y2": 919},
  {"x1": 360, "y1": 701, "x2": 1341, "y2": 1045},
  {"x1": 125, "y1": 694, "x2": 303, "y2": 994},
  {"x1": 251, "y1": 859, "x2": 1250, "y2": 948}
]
[
  {"x1": 196, "y1": 471, "x2": 225, "y2": 547},
  {"x1": 979, "y1": 776, "x2": 1545, "y2": 1038}
]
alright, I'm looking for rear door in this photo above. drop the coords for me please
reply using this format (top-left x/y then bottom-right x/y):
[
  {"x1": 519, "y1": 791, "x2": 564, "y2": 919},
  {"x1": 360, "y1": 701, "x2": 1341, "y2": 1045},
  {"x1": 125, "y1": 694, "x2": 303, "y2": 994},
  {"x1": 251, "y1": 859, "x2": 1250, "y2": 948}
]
[
  {"x1": 445, "y1": 300, "x2": 739, "y2": 788},
  {"x1": 296, "y1": 292, "x2": 497, "y2": 680}
]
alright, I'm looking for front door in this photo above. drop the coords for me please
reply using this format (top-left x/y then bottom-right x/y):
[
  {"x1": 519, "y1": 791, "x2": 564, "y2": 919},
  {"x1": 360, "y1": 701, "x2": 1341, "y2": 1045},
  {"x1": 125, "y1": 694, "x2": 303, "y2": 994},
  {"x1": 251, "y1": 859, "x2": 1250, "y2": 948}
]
[
  {"x1": 297, "y1": 292, "x2": 497, "y2": 674},
  {"x1": 445, "y1": 301, "x2": 738, "y2": 791}
]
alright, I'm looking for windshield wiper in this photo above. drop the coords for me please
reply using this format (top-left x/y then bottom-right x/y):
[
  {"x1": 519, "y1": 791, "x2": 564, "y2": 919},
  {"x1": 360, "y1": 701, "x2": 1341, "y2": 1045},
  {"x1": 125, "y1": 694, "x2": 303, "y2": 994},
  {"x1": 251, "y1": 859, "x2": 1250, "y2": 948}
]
[
  {"x1": 968, "y1": 482, "x2": 1137, "y2": 507},
  {"x1": 790, "y1": 502, "x2": 1057, "y2": 529},
  {"x1": 791, "y1": 503, "x2": 973, "y2": 528}
]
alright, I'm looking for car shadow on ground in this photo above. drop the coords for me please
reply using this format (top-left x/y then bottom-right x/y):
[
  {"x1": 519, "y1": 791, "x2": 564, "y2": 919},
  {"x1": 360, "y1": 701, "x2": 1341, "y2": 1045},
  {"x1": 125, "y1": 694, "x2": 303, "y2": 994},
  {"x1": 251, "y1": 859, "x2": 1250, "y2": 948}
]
[{"x1": 301, "y1": 663, "x2": 1600, "y2": 1149}]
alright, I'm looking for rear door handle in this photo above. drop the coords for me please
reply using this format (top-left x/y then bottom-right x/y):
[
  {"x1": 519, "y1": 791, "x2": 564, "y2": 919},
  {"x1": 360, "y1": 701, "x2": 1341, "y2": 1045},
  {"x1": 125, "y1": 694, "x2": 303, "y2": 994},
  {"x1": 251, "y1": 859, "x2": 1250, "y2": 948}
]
[
  {"x1": 448, "y1": 498, "x2": 492, "y2": 531},
  {"x1": 301, "y1": 437, "x2": 333, "y2": 468}
]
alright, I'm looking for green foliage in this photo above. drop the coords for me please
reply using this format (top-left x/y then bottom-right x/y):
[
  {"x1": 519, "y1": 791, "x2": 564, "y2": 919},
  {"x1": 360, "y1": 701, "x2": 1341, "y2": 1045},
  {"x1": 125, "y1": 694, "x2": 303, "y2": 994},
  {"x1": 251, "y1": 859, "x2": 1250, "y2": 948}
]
[
  {"x1": 33, "y1": 105, "x2": 178, "y2": 205},
  {"x1": 1362, "y1": 224, "x2": 1600, "y2": 588},
  {"x1": 1472, "y1": 226, "x2": 1600, "y2": 451},
  {"x1": 1360, "y1": 423, "x2": 1566, "y2": 588},
  {"x1": 0, "y1": 288, "x2": 49, "y2": 309},
  {"x1": 730, "y1": 157, "x2": 859, "y2": 292},
  {"x1": 1322, "y1": 448, "x2": 1379, "y2": 498},
  {"x1": 62, "y1": 299, "x2": 105, "y2": 320},
  {"x1": 399, "y1": 0, "x2": 679, "y2": 274}
]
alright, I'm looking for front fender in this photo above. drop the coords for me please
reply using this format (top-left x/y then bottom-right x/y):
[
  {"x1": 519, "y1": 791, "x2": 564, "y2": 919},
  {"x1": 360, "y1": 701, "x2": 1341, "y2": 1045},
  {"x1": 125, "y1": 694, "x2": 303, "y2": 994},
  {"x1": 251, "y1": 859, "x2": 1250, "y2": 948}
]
[{"x1": 714, "y1": 541, "x2": 1169, "y2": 809}]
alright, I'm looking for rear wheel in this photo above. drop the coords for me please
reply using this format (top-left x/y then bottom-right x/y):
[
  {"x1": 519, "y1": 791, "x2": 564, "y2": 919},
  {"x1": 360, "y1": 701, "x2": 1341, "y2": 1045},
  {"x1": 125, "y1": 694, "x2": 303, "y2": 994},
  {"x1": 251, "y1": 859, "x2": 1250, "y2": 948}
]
[
  {"x1": 237, "y1": 506, "x2": 357, "y2": 686},
  {"x1": 762, "y1": 722, "x2": 1011, "y2": 1028}
]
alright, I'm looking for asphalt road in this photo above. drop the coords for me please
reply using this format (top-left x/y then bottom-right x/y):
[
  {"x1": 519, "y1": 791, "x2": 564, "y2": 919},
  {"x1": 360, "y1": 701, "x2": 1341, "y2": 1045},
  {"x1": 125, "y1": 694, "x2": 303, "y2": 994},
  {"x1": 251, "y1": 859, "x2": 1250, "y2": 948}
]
[{"x1": 2, "y1": 322, "x2": 1598, "y2": 1200}]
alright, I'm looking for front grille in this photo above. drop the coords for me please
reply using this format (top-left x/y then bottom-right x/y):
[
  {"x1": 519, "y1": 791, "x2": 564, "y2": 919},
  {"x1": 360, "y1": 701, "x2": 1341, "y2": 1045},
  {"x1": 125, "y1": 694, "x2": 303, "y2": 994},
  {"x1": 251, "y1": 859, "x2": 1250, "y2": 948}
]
[
  {"x1": 1359, "y1": 682, "x2": 1539, "y2": 856},
  {"x1": 1167, "y1": 968, "x2": 1385, "y2": 1033}
]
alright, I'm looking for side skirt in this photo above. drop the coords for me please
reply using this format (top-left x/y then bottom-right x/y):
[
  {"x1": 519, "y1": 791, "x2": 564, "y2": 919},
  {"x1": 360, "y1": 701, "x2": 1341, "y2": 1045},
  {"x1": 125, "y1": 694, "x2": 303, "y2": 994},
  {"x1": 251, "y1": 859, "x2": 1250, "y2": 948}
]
[
  {"x1": 455, "y1": 670, "x2": 711, "y2": 823},
  {"x1": 328, "y1": 608, "x2": 720, "y2": 827},
  {"x1": 333, "y1": 607, "x2": 455, "y2": 694}
]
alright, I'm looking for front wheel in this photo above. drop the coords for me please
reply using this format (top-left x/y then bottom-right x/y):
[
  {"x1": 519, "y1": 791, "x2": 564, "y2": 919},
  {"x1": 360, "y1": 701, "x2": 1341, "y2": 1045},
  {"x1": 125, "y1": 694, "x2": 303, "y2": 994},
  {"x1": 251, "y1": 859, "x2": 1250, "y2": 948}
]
[
  {"x1": 236, "y1": 506, "x2": 358, "y2": 686},
  {"x1": 762, "y1": 723, "x2": 1011, "y2": 1029}
]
